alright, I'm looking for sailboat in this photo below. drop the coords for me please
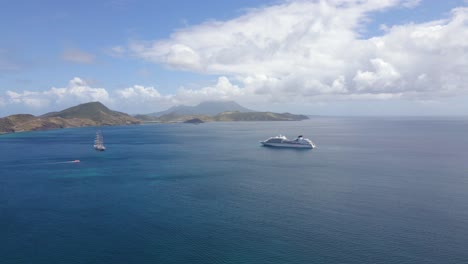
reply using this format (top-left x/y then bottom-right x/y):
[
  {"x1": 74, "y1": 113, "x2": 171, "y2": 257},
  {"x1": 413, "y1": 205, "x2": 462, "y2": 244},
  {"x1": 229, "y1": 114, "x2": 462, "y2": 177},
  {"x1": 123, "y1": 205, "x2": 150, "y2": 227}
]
[{"x1": 94, "y1": 130, "x2": 106, "y2": 151}]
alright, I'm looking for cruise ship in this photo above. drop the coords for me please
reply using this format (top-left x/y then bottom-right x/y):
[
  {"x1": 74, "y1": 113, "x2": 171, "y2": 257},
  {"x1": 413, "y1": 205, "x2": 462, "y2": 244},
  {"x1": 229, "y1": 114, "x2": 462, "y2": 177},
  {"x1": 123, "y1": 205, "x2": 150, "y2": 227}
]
[{"x1": 260, "y1": 135, "x2": 316, "y2": 149}]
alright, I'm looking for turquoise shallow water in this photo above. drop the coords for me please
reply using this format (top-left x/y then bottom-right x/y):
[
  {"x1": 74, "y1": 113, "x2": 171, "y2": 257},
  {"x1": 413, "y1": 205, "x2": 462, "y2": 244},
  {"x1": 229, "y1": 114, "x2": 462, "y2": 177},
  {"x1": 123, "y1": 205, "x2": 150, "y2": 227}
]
[{"x1": 1, "y1": 117, "x2": 468, "y2": 263}]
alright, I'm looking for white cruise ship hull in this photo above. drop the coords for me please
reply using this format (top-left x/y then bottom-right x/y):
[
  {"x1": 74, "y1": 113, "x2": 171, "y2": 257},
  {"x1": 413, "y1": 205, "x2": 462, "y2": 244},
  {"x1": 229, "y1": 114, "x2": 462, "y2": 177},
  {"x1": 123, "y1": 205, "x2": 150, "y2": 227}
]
[{"x1": 261, "y1": 142, "x2": 314, "y2": 149}]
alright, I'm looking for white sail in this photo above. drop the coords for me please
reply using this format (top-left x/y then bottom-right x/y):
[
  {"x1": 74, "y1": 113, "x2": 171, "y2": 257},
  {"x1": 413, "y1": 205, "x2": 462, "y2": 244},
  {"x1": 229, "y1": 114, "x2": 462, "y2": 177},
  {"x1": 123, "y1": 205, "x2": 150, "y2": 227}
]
[{"x1": 94, "y1": 130, "x2": 106, "y2": 151}]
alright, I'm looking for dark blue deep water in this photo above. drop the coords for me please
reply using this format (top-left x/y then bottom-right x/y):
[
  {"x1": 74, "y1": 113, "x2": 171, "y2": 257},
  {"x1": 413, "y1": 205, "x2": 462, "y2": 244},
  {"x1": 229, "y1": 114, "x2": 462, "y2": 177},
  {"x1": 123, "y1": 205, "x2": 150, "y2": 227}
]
[{"x1": 1, "y1": 117, "x2": 468, "y2": 264}]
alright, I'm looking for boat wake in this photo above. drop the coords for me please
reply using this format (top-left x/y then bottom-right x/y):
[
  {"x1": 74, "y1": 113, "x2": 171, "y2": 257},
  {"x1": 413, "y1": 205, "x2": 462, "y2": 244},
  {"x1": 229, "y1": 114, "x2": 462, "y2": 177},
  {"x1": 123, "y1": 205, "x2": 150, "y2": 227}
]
[
  {"x1": 2, "y1": 160, "x2": 81, "y2": 168},
  {"x1": 48, "y1": 160, "x2": 81, "y2": 164}
]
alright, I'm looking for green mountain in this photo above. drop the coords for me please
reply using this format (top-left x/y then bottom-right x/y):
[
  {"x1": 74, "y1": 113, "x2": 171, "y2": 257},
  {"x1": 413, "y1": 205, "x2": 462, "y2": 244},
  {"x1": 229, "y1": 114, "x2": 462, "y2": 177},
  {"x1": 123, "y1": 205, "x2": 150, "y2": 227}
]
[
  {"x1": 0, "y1": 102, "x2": 140, "y2": 134},
  {"x1": 42, "y1": 102, "x2": 140, "y2": 125},
  {"x1": 136, "y1": 101, "x2": 308, "y2": 123},
  {"x1": 138, "y1": 111, "x2": 308, "y2": 123},
  {"x1": 148, "y1": 100, "x2": 253, "y2": 117},
  {"x1": 183, "y1": 118, "x2": 205, "y2": 124}
]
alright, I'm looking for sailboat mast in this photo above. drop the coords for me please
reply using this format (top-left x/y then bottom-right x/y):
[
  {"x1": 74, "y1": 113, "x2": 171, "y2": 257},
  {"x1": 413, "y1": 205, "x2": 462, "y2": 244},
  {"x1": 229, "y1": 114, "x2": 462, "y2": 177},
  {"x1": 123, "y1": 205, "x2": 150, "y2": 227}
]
[{"x1": 94, "y1": 130, "x2": 106, "y2": 151}]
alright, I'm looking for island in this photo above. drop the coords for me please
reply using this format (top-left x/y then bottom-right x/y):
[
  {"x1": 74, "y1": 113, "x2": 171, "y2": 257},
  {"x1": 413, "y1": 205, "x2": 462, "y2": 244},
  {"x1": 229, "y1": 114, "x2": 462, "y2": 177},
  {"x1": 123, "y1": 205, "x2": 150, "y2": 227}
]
[
  {"x1": 0, "y1": 100, "x2": 309, "y2": 134},
  {"x1": 0, "y1": 102, "x2": 140, "y2": 134},
  {"x1": 183, "y1": 118, "x2": 205, "y2": 124},
  {"x1": 136, "y1": 101, "x2": 309, "y2": 123}
]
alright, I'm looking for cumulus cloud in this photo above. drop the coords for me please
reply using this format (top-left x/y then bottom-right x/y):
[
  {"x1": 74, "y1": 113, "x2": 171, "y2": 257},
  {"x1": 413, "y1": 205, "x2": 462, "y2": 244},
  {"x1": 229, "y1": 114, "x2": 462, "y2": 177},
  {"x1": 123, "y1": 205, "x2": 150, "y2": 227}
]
[
  {"x1": 2, "y1": 1, "x2": 468, "y2": 115},
  {"x1": 174, "y1": 77, "x2": 244, "y2": 105},
  {"x1": 0, "y1": 76, "x2": 249, "y2": 115},
  {"x1": 114, "y1": 85, "x2": 173, "y2": 113},
  {"x1": 117, "y1": 85, "x2": 162, "y2": 100},
  {"x1": 6, "y1": 90, "x2": 51, "y2": 108},
  {"x1": 62, "y1": 48, "x2": 95, "y2": 64},
  {"x1": 127, "y1": 0, "x2": 468, "y2": 102},
  {"x1": 2, "y1": 77, "x2": 110, "y2": 113},
  {"x1": 112, "y1": 77, "x2": 247, "y2": 112},
  {"x1": 353, "y1": 58, "x2": 402, "y2": 92}
]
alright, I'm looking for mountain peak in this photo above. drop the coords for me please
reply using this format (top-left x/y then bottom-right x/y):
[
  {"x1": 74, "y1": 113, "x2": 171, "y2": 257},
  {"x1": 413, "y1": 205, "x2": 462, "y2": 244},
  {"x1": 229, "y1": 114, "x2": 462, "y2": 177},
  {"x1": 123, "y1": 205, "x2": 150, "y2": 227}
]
[
  {"x1": 196, "y1": 100, "x2": 245, "y2": 108},
  {"x1": 74, "y1": 101, "x2": 109, "y2": 110},
  {"x1": 149, "y1": 100, "x2": 253, "y2": 117},
  {"x1": 1, "y1": 101, "x2": 140, "y2": 134},
  {"x1": 42, "y1": 101, "x2": 125, "y2": 121}
]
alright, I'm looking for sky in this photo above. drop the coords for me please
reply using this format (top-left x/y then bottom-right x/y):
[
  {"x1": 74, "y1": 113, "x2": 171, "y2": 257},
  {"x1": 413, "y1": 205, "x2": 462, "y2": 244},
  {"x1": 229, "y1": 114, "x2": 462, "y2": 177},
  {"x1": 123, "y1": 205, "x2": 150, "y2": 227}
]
[{"x1": 0, "y1": 0, "x2": 467, "y2": 116}]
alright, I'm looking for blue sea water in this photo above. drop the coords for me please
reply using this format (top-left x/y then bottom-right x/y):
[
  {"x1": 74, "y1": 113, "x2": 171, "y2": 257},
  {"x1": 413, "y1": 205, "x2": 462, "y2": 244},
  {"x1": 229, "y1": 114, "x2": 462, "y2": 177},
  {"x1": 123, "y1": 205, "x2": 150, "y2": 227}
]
[{"x1": 1, "y1": 117, "x2": 468, "y2": 264}]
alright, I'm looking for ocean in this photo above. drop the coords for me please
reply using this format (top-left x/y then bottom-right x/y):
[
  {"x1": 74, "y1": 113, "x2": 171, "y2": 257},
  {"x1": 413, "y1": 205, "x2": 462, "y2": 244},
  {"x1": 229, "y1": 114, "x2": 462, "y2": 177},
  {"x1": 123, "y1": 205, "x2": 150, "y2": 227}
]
[{"x1": 1, "y1": 117, "x2": 468, "y2": 263}]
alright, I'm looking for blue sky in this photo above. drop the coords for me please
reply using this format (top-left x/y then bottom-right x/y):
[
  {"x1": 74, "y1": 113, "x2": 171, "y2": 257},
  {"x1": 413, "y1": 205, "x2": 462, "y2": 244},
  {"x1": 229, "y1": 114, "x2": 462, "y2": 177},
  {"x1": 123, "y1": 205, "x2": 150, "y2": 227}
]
[
  {"x1": 1, "y1": 0, "x2": 467, "y2": 115},
  {"x1": 1, "y1": 0, "x2": 273, "y2": 92}
]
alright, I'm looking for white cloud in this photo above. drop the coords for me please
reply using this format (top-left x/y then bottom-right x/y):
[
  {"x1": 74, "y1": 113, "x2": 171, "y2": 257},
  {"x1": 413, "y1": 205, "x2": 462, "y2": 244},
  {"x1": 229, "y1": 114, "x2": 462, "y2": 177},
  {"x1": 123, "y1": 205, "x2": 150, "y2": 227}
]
[
  {"x1": 6, "y1": 90, "x2": 50, "y2": 108},
  {"x1": 117, "y1": 85, "x2": 162, "y2": 99},
  {"x1": 62, "y1": 48, "x2": 95, "y2": 64},
  {"x1": 113, "y1": 77, "x2": 246, "y2": 112},
  {"x1": 127, "y1": 1, "x2": 468, "y2": 102},
  {"x1": 114, "y1": 85, "x2": 174, "y2": 113},
  {"x1": 0, "y1": 77, "x2": 247, "y2": 115},
  {"x1": 3, "y1": 77, "x2": 110, "y2": 111},
  {"x1": 401, "y1": 0, "x2": 421, "y2": 8},
  {"x1": 106, "y1": 45, "x2": 126, "y2": 57},
  {"x1": 174, "y1": 76, "x2": 244, "y2": 105},
  {"x1": 2, "y1": 1, "x2": 468, "y2": 116},
  {"x1": 353, "y1": 58, "x2": 402, "y2": 92},
  {"x1": 50, "y1": 77, "x2": 111, "y2": 103}
]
